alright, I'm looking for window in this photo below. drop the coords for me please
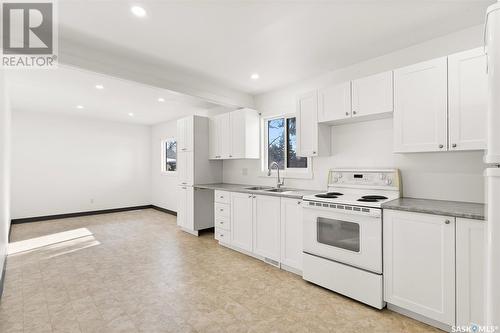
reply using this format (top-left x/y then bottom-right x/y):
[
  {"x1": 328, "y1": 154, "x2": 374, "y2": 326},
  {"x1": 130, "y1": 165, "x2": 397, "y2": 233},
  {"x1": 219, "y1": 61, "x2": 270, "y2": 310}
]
[
  {"x1": 162, "y1": 138, "x2": 177, "y2": 173},
  {"x1": 264, "y1": 115, "x2": 309, "y2": 175}
]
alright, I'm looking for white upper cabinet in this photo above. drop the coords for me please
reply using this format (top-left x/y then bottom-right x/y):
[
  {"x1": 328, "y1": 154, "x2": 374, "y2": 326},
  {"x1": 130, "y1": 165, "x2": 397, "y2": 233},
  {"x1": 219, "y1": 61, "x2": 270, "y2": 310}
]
[
  {"x1": 253, "y1": 195, "x2": 281, "y2": 263},
  {"x1": 209, "y1": 109, "x2": 259, "y2": 160},
  {"x1": 177, "y1": 151, "x2": 194, "y2": 186},
  {"x1": 448, "y1": 48, "x2": 488, "y2": 151},
  {"x1": 352, "y1": 71, "x2": 394, "y2": 118},
  {"x1": 318, "y1": 82, "x2": 352, "y2": 122},
  {"x1": 383, "y1": 210, "x2": 456, "y2": 326},
  {"x1": 297, "y1": 91, "x2": 330, "y2": 157},
  {"x1": 394, "y1": 57, "x2": 448, "y2": 153},
  {"x1": 177, "y1": 117, "x2": 193, "y2": 152}
]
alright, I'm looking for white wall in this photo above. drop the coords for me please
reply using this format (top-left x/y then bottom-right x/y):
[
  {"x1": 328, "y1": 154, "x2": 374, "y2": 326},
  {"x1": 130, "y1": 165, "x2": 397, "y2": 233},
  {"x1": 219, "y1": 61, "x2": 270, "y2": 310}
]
[
  {"x1": 11, "y1": 111, "x2": 152, "y2": 219},
  {"x1": 151, "y1": 120, "x2": 178, "y2": 212},
  {"x1": 223, "y1": 25, "x2": 486, "y2": 203},
  {"x1": 0, "y1": 70, "x2": 10, "y2": 283}
]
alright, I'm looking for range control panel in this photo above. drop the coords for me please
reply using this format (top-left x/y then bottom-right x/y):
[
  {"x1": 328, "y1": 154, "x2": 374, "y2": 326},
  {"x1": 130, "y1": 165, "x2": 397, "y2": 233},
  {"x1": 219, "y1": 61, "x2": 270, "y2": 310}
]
[{"x1": 328, "y1": 169, "x2": 400, "y2": 189}]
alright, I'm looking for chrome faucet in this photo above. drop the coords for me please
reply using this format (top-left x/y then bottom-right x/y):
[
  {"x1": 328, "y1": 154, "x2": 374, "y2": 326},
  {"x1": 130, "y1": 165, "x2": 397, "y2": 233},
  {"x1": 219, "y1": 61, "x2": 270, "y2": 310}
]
[{"x1": 268, "y1": 161, "x2": 285, "y2": 188}]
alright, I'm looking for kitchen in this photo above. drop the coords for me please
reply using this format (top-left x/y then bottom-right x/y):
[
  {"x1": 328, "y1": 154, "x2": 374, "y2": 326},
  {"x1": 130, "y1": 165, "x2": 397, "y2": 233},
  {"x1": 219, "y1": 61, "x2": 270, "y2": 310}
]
[{"x1": 0, "y1": 1, "x2": 499, "y2": 332}]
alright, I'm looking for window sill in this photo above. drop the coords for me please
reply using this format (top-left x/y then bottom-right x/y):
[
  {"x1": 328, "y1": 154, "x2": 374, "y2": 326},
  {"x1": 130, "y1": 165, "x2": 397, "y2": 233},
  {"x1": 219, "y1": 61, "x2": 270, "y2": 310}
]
[
  {"x1": 259, "y1": 170, "x2": 313, "y2": 180},
  {"x1": 161, "y1": 172, "x2": 177, "y2": 176}
]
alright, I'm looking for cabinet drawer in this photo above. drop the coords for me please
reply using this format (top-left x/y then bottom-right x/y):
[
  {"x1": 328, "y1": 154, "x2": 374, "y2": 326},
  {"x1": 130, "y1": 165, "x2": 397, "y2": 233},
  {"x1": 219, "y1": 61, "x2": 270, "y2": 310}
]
[
  {"x1": 215, "y1": 190, "x2": 230, "y2": 204},
  {"x1": 215, "y1": 228, "x2": 230, "y2": 244},
  {"x1": 215, "y1": 215, "x2": 230, "y2": 231},
  {"x1": 215, "y1": 203, "x2": 230, "y2": 218}
]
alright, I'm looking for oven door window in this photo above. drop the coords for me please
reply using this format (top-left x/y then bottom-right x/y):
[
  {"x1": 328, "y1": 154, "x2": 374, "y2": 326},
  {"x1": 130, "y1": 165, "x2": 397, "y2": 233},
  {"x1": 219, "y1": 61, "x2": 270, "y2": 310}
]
[{"x1": 317, "y1": 217, "x2": 360, "y2": 252}]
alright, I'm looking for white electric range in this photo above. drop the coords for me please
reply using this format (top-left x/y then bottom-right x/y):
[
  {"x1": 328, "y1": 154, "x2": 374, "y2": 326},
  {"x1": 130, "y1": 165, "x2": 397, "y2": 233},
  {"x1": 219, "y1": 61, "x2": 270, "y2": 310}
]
[{"x1": 301, "y1": 169, "x2": 401, "y2": 309}]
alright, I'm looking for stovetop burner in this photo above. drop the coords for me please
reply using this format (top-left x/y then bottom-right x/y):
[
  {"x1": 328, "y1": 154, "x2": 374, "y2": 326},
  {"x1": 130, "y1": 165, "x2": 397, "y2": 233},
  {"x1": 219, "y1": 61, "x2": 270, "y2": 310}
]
[
  {"x1": 361, "y1": 195, "x2": 388, "y2": 200},
  {"x1": 315, "y1": 192, "x2": 344, "y2": 199},
  {"x1": 357, "y1": 198, "x2": 379, "y2": 202},
  {"x1": 357, "y1": 195, "x2": 389, "y2": 203}
]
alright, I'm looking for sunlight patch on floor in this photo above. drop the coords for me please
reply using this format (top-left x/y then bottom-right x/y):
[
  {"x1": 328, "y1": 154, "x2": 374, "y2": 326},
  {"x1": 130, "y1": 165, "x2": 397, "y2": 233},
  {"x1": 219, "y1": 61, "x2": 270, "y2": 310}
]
[{"x1": 8, "y1": 227, "x2": 95, "y2": 254}]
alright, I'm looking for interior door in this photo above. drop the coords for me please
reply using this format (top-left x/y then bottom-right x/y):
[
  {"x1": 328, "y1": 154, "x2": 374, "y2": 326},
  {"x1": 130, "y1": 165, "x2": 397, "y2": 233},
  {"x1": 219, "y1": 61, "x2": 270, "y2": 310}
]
[
  {"x1": 253, "y1": 195, "x2": 281, "y2": 262},
  {"x1": 352, "y1": 71, "x2": 393, "y2": 118},
  {"x1": 394, "y1": 57, "x2": 448, "y2": 152},
  {"x1": 448, "y1": 48, "x2": 487, "y2": 151},
  {"x1": 318, "y1": 82, "x2": 351, "y2": 122},
  {"x1": 296, "y1": 91, "x2": 318, "y2": 156},
  {"x1": 230, "y1": 192, "x2": 253, "y2": 252}
]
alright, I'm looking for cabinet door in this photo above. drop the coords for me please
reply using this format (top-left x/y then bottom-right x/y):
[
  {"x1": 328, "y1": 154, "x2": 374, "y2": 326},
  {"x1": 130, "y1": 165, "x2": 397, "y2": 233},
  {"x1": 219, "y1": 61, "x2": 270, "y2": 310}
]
[
  {"x1": 177, "y1": 151, "x2": 193, "y2": 186},
  {"x1": 177, "y1": 186, "x2": 187, "y2": 227},
  {"x1": 280, "y1": 198, "x2": 303, "y2": 271},
  {"x1": 296, "y1": 91, "x2": 319, "y2": 157},
  {"x1": 394, "y1": 58, "x2": 448, "y2": 152},
  {"x1": 448, "y1": 48, "x2": 487, "y2": 151},
  {"x1": 230, "y1": 110, "x2": 245, "y2": 159},
  {"x1": 352, "y1": 71, "x2": 393, "y2": 118},
  {"x1": 456, "y1": 218, "x2": 485, "y2": 327},
  {"x1": 383, "y1": 210, "x2": 455, "y2": 325},
  {"x1": 218, "y1": 113, "x2": 232, "y2": 159},
  {"x1": 208, "y1": 117, "x2": 218, "y2": 159},
  {"x1": 318, "y1": 82, "x2": 351, "y2": 122},
  {"x1": 177, "y1": 118, "x2": 186, "y2": 152},
  {"x1": 253, "y1": 195, "x2": 281, "y2": 262},
  {"x1": 184, "y1": 187, "x2": 194, "y2": 230},
  {"x1": 230, "y1": 192, "x2": 253, "y2": 252}
]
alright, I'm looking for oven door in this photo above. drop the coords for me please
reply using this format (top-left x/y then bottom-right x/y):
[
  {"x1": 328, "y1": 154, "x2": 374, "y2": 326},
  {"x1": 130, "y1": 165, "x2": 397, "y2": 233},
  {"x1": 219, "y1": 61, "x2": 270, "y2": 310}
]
[{"x1": 303, "y1": 204, "x2": 382, "y2": 273}]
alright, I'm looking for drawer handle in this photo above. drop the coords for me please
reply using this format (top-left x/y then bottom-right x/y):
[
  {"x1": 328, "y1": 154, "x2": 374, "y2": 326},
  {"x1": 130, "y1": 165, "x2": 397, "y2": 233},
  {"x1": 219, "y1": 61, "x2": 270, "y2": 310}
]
[{"x1": 445, "y1": 220, "x2": 451, "y2": 224}]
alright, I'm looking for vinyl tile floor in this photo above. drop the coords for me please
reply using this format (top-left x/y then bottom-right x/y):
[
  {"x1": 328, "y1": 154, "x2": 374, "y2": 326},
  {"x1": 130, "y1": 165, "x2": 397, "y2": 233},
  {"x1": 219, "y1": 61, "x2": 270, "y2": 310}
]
[{"x1": 1, "y1": 209, "x2": 442, "y2": 333}]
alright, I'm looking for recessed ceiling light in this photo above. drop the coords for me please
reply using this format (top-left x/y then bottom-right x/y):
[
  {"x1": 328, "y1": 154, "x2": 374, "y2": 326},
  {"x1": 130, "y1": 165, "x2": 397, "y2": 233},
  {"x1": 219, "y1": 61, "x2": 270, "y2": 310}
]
[
  {"x1": 250, "y1": 73, "x2": 260, "y2": 80},
  {"x1": 131, "y1": 6, "x2": 147, "y2": 17},
  {"x1": 76, "y1": 105, "x2": 84, "y2": 109},
  {"x1": 95, "y1": 84, "x2": 104, "y2": 90},
  {"x1": 157, "y1": 97, "x2": 165, "y2": 102},
  {"x1": 128, "y1": 113, "x2": 134, "y2": 117}
]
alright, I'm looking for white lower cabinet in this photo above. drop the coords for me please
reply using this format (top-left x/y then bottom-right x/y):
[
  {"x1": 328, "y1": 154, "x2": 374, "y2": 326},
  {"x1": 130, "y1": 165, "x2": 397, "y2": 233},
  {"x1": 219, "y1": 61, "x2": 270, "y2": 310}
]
[
  {"x1": 215, "y1": 192, "x2": 304, "y2": 272},
  {"x1": 383, "y1": 210, "x2": 456, "y2": 326},
  {"x1": 253, "y1": 195, "x2": 281, "y2": 263},
  {"x1": 456, "y1": 218, "x2": 486, "y2": 327},
  {"x1": 280, "y1": 198, "x2": 303, "y2": 271},
  {"x1": 177, "y1": 186, "x2": 194, "y2": 230},
  {"x1": 230, "y1": 192, "x2": 254, "y2": 252}
]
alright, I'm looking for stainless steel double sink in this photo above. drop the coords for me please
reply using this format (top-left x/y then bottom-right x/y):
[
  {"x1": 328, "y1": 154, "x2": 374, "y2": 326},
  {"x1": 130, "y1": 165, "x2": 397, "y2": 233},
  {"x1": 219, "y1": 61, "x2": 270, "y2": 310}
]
[{"x1": 244, "y1": 186, "x2": 293, "y2": 193}]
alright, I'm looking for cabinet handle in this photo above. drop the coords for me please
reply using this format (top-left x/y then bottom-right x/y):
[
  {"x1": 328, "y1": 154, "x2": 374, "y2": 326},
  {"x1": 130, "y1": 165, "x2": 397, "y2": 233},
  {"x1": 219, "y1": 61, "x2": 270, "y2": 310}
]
[
  {"x1": 297, "y1": 201, "x2": 301, "y2": 205},
  {"x1": 452, "y1": 144, "x2": 457, "y2": 148},
  {"x1": 248, "y1": 195, "x2": 252, "y2": 198},
  {"x1": 220, "y1": 221, "x2": 224, "y2": 224},
  {"x1": 353, "y1": 111, "x2": 357, "y2": 115},
  {"x1": 438, "y1": 144, "x2": 444, "y2": 149},
  {"x1": 345, "y1": 112, "x2": 349, "y2": 116},
  {"x1": 312, "y1": 151, "x2": 317, "y2": 155},
  {"x1": 445, "y1": 220, "x2": 451, "y2": 224},
  {"x1": 229, "y1": 155, "x2": 233, "y2": 158}
]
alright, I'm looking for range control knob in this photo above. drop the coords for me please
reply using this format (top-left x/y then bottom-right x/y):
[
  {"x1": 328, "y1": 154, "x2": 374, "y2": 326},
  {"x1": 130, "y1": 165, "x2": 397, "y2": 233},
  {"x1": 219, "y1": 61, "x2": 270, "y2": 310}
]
[
  {"x1": 332, "y1": 177, "x2": 339, "y2": 183},
  {"x1": 337, "y1": 173, "x2": 343, "y2": 178},
  {"x1": 379, "y1": 173, "x2": 386, "y2": 180},
  {"x1": 385, "y1": 178, "x2": 393, "y2": 185}
]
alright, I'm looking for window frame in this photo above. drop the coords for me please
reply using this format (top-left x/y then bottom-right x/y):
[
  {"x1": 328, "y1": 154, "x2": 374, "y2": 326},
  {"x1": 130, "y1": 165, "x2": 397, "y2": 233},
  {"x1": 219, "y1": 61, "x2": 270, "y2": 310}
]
[
  {"x1": 161, "y1": 137, "x2": 177, "y2": 175},
  {"x1": 261, "y1": 114, "x2": 313, "y2": 179}
]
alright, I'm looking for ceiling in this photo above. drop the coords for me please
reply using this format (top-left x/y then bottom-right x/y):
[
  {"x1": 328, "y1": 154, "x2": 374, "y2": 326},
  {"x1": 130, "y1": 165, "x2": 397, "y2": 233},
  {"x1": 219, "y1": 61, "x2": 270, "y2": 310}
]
[
  {"x1": 58, "y1": 0, "x2": 494, "y2": 95},
  {"x1": 7, "y1": 66, "x2": 230, "y2": 125}
]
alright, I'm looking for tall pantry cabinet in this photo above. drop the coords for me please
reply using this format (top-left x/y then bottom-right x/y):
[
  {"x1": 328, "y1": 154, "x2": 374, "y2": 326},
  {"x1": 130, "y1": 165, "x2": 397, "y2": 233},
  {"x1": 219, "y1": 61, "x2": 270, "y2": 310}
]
[{"x1": 177, "y1": 115, "x2": 222, "y2": 236}]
